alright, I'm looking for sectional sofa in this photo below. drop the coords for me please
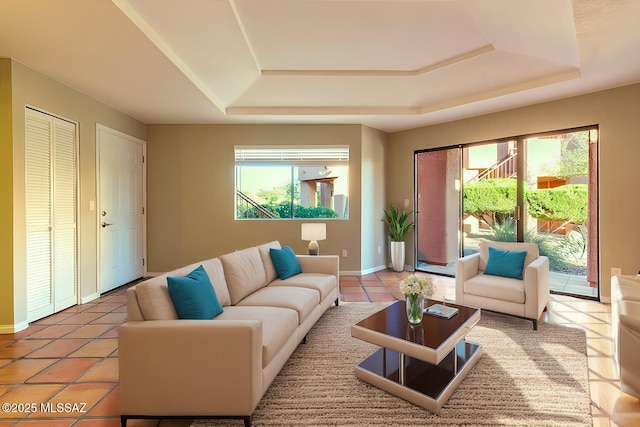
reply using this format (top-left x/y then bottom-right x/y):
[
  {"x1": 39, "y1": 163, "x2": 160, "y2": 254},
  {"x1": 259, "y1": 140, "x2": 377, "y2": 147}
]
[
  {"x1": 118, "y1": 240, "x2": 339, "y2": 427},
  {"x1": 611, "y1": 275, "x2": 640, "y2": 399}
]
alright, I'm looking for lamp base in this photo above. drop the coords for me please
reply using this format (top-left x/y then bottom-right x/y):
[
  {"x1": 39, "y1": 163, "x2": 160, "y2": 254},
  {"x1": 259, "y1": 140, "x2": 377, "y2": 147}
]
[{"x1": 308, "y1": 240, "x2": 319, "y2": 256}]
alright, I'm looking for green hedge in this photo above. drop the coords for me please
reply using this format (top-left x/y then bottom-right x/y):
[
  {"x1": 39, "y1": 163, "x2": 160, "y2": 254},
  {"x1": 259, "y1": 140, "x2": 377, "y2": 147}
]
[
  {"x1": 526, "y1": 185, "x2": 587, "y2": 223},
  {"x1": 463, "y1": 179, "x2": 517, "y2": 215},
  {"x1": 463, "y1": 178, "x2": 587, "y2": 225},
  {"x1": 239, "y1": 202, "x2": 339, "y2": 219}
]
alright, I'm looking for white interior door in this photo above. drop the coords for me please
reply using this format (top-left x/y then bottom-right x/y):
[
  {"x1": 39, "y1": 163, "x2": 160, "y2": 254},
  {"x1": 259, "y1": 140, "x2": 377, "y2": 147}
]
[{"x1": 98, "y1": 126, "x2": 145, "y2": 293}]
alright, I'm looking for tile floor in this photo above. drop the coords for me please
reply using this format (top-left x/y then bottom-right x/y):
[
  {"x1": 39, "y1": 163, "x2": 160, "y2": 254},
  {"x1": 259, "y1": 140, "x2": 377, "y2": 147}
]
[{"x1": 0, "y1": 270, "x2": 637, "y2": 426}]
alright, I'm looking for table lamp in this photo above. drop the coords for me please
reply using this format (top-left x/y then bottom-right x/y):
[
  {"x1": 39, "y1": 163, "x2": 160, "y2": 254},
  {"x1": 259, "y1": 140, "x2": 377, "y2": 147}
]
[{"x1": 301, "y1": 223, "x2": 326, "y2": 255}]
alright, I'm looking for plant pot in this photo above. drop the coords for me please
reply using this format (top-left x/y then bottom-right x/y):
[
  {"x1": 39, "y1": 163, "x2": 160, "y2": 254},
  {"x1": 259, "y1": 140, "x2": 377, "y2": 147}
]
[{"x1": 390, "y1": 241, "x2": 405, "y2": 272}]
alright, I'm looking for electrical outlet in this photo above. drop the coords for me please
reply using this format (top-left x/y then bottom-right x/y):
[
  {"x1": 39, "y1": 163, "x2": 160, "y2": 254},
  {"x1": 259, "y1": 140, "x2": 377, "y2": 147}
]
[
  {"x1": 342, "y1": 249, "x2": 348, "y2": 257},
  {"x1": 377, "y1": 246, "x2": 381, "y2": 254}
]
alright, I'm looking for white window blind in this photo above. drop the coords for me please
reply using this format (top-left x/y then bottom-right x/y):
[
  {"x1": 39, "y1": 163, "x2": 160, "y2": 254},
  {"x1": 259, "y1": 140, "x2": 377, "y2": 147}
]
[{"x1": 235, "y1": 146, "x2": 349, "y2": 164}]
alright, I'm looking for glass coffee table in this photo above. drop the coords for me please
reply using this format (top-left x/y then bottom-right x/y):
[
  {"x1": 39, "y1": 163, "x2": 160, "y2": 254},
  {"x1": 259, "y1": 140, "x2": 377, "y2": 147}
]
[{"x1": 351, "y1": 299, "x2": 482, "y2": 413}]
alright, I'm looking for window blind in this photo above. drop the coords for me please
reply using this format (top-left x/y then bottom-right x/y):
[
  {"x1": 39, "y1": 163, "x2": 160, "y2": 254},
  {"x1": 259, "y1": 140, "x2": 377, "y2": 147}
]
[{"x1": 235, "y1": 146, "x2": 349, "y2": 164}]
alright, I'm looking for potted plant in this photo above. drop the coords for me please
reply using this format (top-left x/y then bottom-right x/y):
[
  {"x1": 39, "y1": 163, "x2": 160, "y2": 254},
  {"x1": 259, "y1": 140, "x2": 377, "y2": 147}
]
[{"x1": 383, "y1": 205, "x2": 414, "y2": 272}]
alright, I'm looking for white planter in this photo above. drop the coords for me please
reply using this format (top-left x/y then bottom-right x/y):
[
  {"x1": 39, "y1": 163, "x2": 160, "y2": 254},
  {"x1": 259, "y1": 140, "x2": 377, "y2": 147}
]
[{"x1": 390, "y1": 241, "x2": 405, "y2": 272}]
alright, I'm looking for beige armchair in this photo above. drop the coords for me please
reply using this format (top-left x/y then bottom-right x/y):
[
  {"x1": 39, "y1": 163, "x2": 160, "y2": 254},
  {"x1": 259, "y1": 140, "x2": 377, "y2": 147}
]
[
  {"x1": 456, "y1": 241, "x2": 549, "y2": 330},
  {"x1": 611, "y1": 275, "x2": 640, "y2": 399}
]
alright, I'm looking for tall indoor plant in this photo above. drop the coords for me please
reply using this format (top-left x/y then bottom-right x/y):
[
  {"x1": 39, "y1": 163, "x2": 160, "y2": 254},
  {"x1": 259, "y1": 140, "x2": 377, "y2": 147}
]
[{"x1": 383, "y1": 205, "x2": 414, "y2": 272}]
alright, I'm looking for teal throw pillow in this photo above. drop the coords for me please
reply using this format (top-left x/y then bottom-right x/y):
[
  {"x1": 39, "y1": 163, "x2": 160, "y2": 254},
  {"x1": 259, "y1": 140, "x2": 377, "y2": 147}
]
[
  {"x1": 270, "y1": 246, "x2": 302, "y2": 280},
  {"x1": 484, "y1": 247, "x2": 528, "y2": 280},
  {"x1": 167, "y1": 265, "x2": 223, "y2": 319}
]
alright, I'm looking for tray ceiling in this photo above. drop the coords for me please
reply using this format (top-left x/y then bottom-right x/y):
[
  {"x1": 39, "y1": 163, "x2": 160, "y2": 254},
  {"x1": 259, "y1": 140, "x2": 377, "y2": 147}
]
[{"x1": 1, "y1": 0, "x2": 639, "y2": 131}]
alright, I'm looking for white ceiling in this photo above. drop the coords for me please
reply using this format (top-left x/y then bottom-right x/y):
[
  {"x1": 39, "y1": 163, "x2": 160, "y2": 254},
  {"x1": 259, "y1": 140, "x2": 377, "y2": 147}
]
[{"x1": 1, "y1": 0, "x2": 639, "y2": 132}]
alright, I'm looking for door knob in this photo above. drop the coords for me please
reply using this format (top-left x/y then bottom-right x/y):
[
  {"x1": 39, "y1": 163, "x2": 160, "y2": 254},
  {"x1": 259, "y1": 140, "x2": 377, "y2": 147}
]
[{"x1": 101, "y1": 222, "x2": 113, "y2": 228}]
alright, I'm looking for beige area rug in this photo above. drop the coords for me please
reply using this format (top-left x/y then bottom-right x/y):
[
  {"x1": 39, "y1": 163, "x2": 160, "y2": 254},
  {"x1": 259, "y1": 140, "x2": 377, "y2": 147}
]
[{"x1": 193, "y1": 303, "x2": 592, "y2": 427}]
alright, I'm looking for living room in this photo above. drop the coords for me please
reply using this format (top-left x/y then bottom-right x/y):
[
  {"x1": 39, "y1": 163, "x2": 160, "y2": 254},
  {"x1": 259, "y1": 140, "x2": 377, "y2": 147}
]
[{"x1": 2, "y1": 1, "x2": 640, "y2": 426}]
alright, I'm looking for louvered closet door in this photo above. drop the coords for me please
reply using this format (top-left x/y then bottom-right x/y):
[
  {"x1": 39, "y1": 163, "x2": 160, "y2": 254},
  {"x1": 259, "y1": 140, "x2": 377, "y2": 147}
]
[
  {"x1": 26, "y1": 112, "x2": 54, "y2": 321},
  {"x1": 52, "y1": 120, "x2": 77, "y2": 311},
  {"x1": 25, "y1": 109, "x2": 77, "y2": 322}
]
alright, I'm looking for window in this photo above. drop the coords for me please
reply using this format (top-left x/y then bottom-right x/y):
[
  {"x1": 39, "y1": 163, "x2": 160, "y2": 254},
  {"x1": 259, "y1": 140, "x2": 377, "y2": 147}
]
[{"x1": 235, "y1": 146, "x2": 349, "y2": 220}]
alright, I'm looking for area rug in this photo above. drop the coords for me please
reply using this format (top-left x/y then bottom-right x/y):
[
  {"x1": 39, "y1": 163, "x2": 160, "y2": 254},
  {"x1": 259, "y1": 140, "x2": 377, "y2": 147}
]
[{"x1": 193, "y1": 303, "x2": 592, "y2": 426}]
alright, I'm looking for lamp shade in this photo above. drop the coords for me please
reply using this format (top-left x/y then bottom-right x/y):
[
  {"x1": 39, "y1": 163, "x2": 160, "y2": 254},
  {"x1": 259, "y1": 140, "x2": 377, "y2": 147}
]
[{"x1": 301, "y1": 223, "x2": 326, "y2": 241}]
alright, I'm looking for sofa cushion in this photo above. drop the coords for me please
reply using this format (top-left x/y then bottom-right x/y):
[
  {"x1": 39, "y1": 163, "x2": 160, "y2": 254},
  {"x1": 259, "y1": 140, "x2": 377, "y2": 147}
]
[
  {"x1": 484, "y1": 247, "x2": 527, "y2": 280},
  {"x1": 464, "y1": 273, "x2": 525, "y2": 304},
  {"x1": 135, "y1": 280, "x2": 179, "y2": 320},
  {"x1": 269, "y1": 273, "x2": 336, "y2": 301},
  {"x1": 478, "y1": 241, "x2": 539, "y2": 272},
  {"x1": 270, "y1": 246, "x2": 302, "y2": 280},
  {"x1": 257, "y1": 240, "x2": 281, "y2": 283},
  {"x1": 199, "y1": 258, "x2": 232, "y2": 307},
  {"x1": 167, "y1": 265, "x2": 224, "y2": 320},
  {"x1": 221, "y1": 247, "x2": 268, "y2": 305},
  {"x1": 236, "y1": 286, "x2": 320, "y2": 325},
  {"x1": 215, "y1": 306, "x2": 298, "y2": 367}
]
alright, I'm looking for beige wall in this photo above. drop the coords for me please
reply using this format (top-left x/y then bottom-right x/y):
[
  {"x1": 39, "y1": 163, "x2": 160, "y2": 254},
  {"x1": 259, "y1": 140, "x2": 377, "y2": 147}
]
[
  {"x1": 146, "y1": 124, "x2": 364, "y2": 273},
  {"x1": 5, "y1": 59, "x2": 146, "y2": 331},
  {"x1": 361, "y1": 126, "x2": 387, "y2": 273},
  {"x1": 388, "y1": 82, "x2": 640, "y2": 300},
  {"x1": 0, "y1": 59, "x2": 14, "y2": 328}
]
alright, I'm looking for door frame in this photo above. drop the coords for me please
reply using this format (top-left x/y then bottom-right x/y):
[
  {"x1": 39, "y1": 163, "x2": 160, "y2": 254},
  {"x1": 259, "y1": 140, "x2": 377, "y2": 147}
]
[
  {"x1": 414, "y1": 125, "x2": 600, "y2": 300},
  {"x1": 95, "y1": 124, "x2": 147, "y2": 295}
]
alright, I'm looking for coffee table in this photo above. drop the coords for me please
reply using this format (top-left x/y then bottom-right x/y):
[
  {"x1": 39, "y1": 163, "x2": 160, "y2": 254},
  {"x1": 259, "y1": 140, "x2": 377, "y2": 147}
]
[{"x1": 351, "y1": 299, "x2": 482, "y2": 413}]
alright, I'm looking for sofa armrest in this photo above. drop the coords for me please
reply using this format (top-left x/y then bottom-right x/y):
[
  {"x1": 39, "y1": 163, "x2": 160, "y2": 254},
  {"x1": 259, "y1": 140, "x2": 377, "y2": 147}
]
[
  {"x1": 455, "y1": 253, "x2": 480, "y2": 303},
  {"x1": 523, "y1": 255, "x2": 550, "y2": 319},
  {"x1": 297, "y1": 255, "x2": 339, "y2": 278},
  {"x1": 119, "y1": 319, "x2": 263, "y2": 417}
]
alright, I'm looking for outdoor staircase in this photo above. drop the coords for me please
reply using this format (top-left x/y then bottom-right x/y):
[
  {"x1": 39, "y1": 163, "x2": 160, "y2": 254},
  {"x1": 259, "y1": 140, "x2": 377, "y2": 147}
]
[
  {"x1": 236, "y1": 190, "x2": 277, "y2": 218},
  {"x1": 467, "y1": 148, "x2": 518, "y2": 183}
]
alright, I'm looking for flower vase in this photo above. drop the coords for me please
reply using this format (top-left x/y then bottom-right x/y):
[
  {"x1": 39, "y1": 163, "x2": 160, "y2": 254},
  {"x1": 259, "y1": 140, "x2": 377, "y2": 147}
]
[{"x1": 405, "y1": 293, "x2": 424, "y2": 325}]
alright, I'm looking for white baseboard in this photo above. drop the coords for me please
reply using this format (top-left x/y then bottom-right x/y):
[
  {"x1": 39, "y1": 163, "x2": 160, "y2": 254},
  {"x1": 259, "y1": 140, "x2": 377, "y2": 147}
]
[
  {"x1": 81, "y1": 293, "x2": 99, "y2": 304},
  {"x1": 0, "y1": 320, "x2": 29, "y2": 334},
  {"x1": 340, "y1": 270, "x2": 362, "y2": 276}
]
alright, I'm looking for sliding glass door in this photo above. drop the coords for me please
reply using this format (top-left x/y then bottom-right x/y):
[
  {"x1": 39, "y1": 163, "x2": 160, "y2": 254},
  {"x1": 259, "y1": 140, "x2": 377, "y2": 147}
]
[{"x1": 415, "y1": 127, "x2": 598, "y2": 299}]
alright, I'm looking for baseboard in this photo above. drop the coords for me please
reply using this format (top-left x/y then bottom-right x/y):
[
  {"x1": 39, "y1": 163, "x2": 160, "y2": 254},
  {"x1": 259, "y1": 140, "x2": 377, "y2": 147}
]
[
  {"x1": 0, "y1": 320, "x2": 29, "y2": 334},
  {"x1": 360, "y1": 265, "x2": 389, "y2": 275},
  {"x1": 340, "y1": 270, "x2": 363, "y2": 276},
  {"x1": 81, "y1": 293, "x2": 99, "y2": 304},
  {"x1": 386, "y1": 263, "x2": 415, "y2": 272},
  {"x1": 341, "y1": 264, "x2": 412, "y2": 276}
]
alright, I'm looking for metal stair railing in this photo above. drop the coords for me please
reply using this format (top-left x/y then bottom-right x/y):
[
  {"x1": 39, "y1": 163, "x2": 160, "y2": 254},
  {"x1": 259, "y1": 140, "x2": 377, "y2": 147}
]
[
  {"x1": 467, "y1": 148, "x2": 518, "y2": 183},
  {"x1": 236, "y1": 190, "x2": 277, "y2": 218}
]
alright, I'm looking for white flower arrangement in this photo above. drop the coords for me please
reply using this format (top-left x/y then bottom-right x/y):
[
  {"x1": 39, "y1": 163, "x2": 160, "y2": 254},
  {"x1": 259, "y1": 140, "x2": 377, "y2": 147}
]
[{"x1": 400, "y1": 274, "x2": 435, "y2": 298}]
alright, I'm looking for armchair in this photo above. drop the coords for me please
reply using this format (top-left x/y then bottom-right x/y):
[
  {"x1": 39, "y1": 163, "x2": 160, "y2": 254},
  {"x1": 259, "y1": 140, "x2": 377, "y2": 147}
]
[{"x1": 456, "y1": 241, "x2": 549, "y2": 330}]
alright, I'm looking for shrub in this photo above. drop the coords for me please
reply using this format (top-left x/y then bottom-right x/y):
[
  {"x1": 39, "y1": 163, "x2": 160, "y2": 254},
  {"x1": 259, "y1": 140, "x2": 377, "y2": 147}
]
[
  {"x1": 463, "y1": 178, "x2": 517, "y2": 225},
  {"x1": 272, "y1": 202, "x2": 338, "y2": 219},
  {"x1": 525, "y1": 185, "x2": 587, "y2": 224}
]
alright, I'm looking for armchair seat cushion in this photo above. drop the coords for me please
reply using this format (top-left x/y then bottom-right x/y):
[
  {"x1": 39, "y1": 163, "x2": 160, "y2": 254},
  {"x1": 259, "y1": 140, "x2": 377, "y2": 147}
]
[{"x1": 464, "y1": 273, "x2": 525, "y2": 304}]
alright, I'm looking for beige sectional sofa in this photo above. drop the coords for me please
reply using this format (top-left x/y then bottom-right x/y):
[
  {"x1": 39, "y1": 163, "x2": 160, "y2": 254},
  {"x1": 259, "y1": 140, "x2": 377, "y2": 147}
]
[
  {"x1": 611, "y1": 275, "x2": 640, "y2": 399},
  {"x1": 118, "y1": 241, "x2": 339, "y2": 427}
]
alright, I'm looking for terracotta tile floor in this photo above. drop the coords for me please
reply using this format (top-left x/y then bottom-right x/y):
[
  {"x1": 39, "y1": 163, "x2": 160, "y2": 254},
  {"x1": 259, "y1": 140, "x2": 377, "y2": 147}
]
[{"x1": 0, "y1": 270, "x2": 638, "y2": 426}]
